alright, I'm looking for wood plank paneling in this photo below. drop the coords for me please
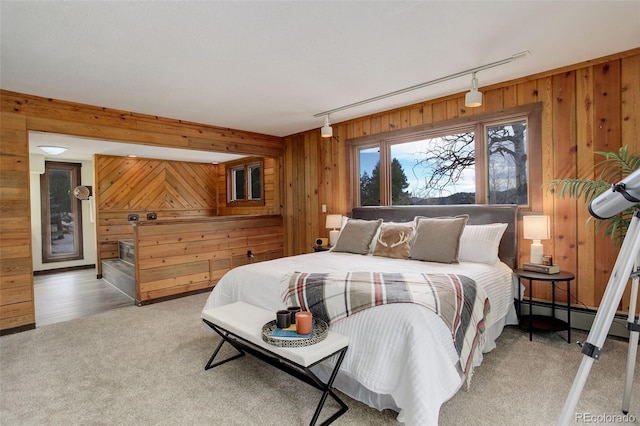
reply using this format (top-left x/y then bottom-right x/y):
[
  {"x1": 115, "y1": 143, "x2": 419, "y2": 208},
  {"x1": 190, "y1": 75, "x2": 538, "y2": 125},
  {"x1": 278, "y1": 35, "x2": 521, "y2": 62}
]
[
  {"x1": 0, "y1": 112, "x2": 34, "y2": 333},
  {"x1": 593, "y1": 60, "x2": 623, "y2": 307},
  {"x1": 575, "y1": 66, "x2": 596, "y2": 307},
  {"x1": 1, "y1": 49, "x2": 639, "y2": 334},
  {"x1": 551, "y1": 71, "x2": 578, "y2": 304},
  {"x1": 134, "y1": 215, "x2": 283, "y2": 304},
  {"x1": 0, "y1": 91, "x2": 284, "y2": 333},
  {"x1": 283, "y1": 48, "x2": 640, "y2": 309},
  {"x1": 94, "y1": 154, "x2": 280, "y2": 277}
]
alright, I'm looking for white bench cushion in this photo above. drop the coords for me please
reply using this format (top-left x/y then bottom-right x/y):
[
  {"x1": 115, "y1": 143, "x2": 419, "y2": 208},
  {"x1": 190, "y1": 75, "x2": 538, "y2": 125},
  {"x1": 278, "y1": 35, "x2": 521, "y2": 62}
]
[{"x1": 202, "y1": 301, "x2": 348, "y2": 367}]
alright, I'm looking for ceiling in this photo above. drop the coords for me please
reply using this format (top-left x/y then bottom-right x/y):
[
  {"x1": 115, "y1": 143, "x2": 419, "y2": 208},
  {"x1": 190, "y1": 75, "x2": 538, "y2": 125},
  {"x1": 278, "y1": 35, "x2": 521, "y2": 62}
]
[{"x1": 2, "y1": 1, "x2": 639, "y2": 162}]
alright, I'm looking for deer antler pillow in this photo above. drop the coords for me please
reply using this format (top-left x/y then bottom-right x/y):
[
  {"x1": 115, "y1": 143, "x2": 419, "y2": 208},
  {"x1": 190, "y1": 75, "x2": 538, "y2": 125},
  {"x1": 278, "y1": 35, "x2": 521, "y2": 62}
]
[{"x1": 373, "y1": 223, "x2": 414, "y2": 259}]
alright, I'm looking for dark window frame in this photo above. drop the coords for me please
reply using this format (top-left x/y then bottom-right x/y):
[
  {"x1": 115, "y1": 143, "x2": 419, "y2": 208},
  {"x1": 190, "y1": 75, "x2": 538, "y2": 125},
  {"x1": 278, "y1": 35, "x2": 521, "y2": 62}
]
[
  {"x1": 225, "y1": 157, "x2": 265, "y2": 207},
  {"x1": 346, "y1": 103, "x2": 542, "y2": 212}
]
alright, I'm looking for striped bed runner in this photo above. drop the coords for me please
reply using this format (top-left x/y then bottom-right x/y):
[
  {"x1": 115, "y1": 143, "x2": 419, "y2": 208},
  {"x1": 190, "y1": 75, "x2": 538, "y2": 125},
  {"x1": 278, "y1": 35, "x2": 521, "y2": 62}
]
[{"x1": 282, "y1": 271, "x2": 491, "y2": 387}]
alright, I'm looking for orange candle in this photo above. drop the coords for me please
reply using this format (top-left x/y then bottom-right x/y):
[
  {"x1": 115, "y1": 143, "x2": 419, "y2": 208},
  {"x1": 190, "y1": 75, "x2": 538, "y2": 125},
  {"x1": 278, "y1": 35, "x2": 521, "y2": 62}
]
[{"x1": 295, "y1": 311, "x2": 313, "y2": 335}]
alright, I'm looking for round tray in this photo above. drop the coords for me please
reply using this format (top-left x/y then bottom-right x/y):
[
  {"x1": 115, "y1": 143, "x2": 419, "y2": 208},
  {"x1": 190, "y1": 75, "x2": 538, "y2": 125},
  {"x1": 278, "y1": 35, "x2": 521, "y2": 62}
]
[{"x1": 261, "y1": 317, "x2": 328, "y2": 348}]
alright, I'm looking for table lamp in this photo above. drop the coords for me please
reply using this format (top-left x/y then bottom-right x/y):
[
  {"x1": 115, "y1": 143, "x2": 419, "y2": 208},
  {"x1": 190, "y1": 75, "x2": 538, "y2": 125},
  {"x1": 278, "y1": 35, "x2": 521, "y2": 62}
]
[
  {"x1": 523, "y1": 215, "x2": 550, "y2": 264},
  {"x1": 325, "y1": 214, "x2": 342, "y2": 246}
]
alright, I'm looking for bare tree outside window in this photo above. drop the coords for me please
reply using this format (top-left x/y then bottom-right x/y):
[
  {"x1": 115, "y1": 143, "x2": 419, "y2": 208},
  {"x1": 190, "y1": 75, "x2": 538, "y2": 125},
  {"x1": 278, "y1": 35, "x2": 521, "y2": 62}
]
[
  {"x1": 348, "y1": 104, "x2": 539, "y2": 209},
  {"x1": 410, "y1": 132, "x2": 476, "y2": 202},
  {"x1": 486, "y1": 120, "x2": 528, "y2": 204}
]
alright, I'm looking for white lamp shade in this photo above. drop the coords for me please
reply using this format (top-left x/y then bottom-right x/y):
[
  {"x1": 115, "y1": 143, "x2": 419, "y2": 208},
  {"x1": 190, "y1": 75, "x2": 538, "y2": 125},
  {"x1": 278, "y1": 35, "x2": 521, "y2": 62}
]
[
  {"x1": 325, "y1": 214, "x2": 342, "y2": 230},
  {"x1": 523, "y1": 215, "x2": 550, "y2": 240}
]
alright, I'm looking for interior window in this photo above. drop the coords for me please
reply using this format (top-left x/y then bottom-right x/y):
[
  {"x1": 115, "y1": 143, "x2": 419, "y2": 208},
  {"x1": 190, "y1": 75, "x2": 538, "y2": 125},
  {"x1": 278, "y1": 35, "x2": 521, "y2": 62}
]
[{"x1": 226, "y1": 157, "x2": 264, "y2": 206}]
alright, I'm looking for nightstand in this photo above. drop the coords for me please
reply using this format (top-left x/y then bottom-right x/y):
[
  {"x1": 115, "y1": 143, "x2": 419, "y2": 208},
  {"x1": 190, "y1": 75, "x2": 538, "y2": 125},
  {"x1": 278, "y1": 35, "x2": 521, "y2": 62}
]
[
  {"x1": 515, "y1": 269, "x2": 575, "y2": 343},
  {"x1": 313, "y1": 245, "x2": 331, "y2": 252}
]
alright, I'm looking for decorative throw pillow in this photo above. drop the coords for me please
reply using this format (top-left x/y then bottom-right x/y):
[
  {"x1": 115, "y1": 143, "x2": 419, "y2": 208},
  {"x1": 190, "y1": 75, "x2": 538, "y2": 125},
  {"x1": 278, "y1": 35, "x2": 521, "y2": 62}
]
[
  {"x1": 332, "y1": 219, "x2": 383, "y2": 255},
  {"x1": 410, "y1": 215, "x2": 469, "y2": 263},
  {"x1": 373, "y1": 223, "x2": 414, "y2": 259},
  {"x1": 459, "y1": 223, "x2": 508, "y2": 264}
]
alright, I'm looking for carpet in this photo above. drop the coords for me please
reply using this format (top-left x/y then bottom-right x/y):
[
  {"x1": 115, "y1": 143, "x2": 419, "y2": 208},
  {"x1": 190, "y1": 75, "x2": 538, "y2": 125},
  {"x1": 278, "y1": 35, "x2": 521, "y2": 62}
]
[{"x1": 1, "y1": 292, "x2": 638, "y2": 425}]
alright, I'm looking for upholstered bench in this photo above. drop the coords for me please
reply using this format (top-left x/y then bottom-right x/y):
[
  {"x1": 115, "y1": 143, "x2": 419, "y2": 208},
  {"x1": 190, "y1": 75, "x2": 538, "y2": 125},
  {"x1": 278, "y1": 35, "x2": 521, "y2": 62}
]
[{"x1": 201, "y1": 301, "x2": 349, "y2": 426}]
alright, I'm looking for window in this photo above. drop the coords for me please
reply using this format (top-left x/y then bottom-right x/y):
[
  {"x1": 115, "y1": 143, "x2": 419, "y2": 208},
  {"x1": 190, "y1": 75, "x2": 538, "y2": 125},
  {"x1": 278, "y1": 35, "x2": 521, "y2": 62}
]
[
  {"x1": 40, "y1": 161, "x2": 84, "y2": 263},
  {"x1": 349, "y1": 103, "x2": 541, "y2": 209},
  {"x1": 358, "y1": 146, "x2": 381, "y2": 206},
  {"x1": 226, "y1": 157, "x2": 264, "y2": 205}
]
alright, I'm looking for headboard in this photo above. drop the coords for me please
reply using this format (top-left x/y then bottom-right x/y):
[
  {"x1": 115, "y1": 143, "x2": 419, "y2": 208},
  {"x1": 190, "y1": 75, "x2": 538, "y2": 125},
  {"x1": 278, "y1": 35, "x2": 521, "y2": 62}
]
[{"x1": 351, "y1": 204, "x2": 518, "y2": 269}]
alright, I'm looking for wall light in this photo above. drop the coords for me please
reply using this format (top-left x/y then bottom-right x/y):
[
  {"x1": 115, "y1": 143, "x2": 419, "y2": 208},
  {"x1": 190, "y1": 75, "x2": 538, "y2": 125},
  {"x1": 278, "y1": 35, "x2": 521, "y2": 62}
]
[
  {"x1": 38, "y1": 146, "x2": 67, "y2": 155},
  {"x1": 523, "y1": 215, "x2": 550, "y2": 264}
]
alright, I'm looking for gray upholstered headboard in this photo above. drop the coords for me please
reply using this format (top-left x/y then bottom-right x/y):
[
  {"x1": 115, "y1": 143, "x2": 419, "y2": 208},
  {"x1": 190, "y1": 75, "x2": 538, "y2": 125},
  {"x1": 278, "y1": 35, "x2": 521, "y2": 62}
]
[{"x1": 351, "y1": 204, "x2": 518, "y2": 269}]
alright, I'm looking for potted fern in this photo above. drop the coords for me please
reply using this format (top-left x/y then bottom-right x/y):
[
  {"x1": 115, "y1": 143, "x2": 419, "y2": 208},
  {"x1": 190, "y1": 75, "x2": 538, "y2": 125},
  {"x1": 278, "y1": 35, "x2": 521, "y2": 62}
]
[{"x1": 545, "y1": 145, "x2": 640, "y2": 244}]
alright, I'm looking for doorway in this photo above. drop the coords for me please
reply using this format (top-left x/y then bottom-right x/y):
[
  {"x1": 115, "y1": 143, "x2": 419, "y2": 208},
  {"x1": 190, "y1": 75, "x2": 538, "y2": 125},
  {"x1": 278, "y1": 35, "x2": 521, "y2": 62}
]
[{"x1": 40, "y1": 161, "x2": 84, "y2": 263}]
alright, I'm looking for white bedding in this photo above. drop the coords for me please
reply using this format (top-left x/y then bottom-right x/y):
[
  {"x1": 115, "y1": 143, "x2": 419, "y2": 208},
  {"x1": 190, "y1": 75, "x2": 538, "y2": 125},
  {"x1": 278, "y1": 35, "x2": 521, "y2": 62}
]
[{"x1": 202, "y1": 251, "x2": 518, "y2": 425}]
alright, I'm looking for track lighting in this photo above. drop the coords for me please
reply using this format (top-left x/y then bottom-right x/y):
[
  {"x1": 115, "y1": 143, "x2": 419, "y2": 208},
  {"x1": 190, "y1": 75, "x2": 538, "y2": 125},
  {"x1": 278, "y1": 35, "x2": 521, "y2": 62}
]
[
  {"x1": 464, "y1": 72, "x2": 482, "y2": 108},
  {"x1": 314, "y1": 51, "x2": 528, "y2": 120},
  {"x1": 321, "y1": 115, "x2": 333, "y2": 138}
]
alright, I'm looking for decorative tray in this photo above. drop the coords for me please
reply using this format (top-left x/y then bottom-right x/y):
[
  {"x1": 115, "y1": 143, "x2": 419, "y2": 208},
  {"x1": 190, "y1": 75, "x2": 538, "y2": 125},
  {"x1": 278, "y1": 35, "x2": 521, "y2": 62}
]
[{"x1": 261, "y1": 318, "x2": 328, "y2": 348}]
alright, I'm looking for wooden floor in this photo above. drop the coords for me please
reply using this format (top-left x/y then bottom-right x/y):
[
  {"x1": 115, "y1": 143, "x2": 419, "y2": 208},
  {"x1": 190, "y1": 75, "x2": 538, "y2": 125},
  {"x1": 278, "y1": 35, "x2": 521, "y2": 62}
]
[{"x1": 34, "y1": 269, "x2": 134, "y2": 327}]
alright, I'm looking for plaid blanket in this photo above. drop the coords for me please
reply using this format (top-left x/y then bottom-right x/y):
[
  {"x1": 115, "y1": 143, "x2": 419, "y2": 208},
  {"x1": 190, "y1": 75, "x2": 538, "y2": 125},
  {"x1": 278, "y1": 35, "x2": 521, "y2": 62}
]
[{"x1": 282, "y1": 271, "x2": 491, "y2": 387}]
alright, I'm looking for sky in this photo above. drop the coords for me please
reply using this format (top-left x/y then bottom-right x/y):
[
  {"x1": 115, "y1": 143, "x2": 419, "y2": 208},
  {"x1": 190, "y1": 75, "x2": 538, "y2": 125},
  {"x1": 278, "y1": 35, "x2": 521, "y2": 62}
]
[{"x1": 359, "y1": 138, "x2": 477, "y2": 199}]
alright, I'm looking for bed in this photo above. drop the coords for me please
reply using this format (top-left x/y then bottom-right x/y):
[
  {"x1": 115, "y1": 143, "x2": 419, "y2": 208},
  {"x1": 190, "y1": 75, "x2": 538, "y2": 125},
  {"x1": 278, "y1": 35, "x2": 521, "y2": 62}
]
[{"x1": 202, "y1": 204, "x2": 519, "y2": 425}]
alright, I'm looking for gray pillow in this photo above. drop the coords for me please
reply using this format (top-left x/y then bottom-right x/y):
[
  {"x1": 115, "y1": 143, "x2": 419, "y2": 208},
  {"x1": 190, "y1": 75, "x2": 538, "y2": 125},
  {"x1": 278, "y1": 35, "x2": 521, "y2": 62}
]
[
  {"x1": 332, "y1": 219, "x2": 383, "y2": 255},
  {"x1": 410, "y1": 215, "x2": 469, "y2": 263}
]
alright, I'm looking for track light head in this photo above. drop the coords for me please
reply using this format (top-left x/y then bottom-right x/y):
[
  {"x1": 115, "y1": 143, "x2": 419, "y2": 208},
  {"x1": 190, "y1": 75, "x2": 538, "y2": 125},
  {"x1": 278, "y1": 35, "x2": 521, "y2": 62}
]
[
  {"x1": 465, "y1": 73, "x2": 482, "y2": 108},
  {"x1": 321, "y1": 115, "x2": 333, "y2": 138}
]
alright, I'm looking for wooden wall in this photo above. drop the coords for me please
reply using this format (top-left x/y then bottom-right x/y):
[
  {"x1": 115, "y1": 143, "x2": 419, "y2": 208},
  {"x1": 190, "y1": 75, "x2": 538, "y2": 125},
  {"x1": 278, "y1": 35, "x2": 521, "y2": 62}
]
[
  {"x1": 94, "y1": 155, "x2": 280, "y2": 275},
  {"x1": 1, "y1": 49, "x2": 638, "y2": 333},
  {"x1": 283, "y1": 48, "x2": 640, "y2": 310},
  {"x1": 0, "y1": 112, "x2": 34, "y2": 333},
  {"x1": 0, "y1": 91, "x2": 284, "y2": 334},
  {"x1": 134, "y1": 215, "x2": 283, "y2": 304}
]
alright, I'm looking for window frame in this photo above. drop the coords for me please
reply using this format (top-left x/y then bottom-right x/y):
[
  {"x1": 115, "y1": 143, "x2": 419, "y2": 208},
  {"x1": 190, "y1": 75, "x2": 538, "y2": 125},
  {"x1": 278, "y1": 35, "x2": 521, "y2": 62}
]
[
  {"x1": 346, "y1": 103, "x2": 542, "y2": 211},
  {"x1": 225, "y1": 157, "x2": 265, "y2": 207}
]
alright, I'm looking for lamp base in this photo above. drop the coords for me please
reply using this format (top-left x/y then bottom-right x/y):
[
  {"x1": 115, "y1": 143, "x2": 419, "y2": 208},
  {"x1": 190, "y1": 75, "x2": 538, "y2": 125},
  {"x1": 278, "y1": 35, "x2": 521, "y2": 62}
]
[
  {"x1": 530, "y1": 241, "x2": 544, "y2": 264},
  {"x1": 329, "y1": 230, "x2": 340, "y2": 247}
]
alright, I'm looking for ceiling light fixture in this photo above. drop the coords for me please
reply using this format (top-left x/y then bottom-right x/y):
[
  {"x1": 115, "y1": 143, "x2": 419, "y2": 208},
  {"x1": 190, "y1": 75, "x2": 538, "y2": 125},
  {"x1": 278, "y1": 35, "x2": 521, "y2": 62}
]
[
  {"x1": 38, "y1": 146, "x2": 68, "y2": 155},
  {"x1": 465, "y1": 72, "x2": 483, "y2": 108},
  {"x1": 321, "y1": 115, "x2": 333, "y2": 138},
  {"x1": 313, "y1": 51, "x2": 529, "y2": 124}
]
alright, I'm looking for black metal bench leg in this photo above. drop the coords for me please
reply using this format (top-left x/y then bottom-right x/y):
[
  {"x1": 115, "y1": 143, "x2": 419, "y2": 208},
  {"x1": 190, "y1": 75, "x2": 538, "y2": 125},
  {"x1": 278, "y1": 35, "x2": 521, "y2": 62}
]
[
  {"x1": 204, "y1": 328, "x2": 246, "y2": 370},
  {"x1": 307, "y1": 348, "x2": 349, "y2": 426}
]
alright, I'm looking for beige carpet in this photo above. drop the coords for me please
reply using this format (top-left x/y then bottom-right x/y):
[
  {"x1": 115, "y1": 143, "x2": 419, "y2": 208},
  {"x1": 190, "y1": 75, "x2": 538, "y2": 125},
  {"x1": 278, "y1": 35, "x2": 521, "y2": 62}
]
[{"x1": 0, "y1": 292, "x2": 638, "y2": 425}]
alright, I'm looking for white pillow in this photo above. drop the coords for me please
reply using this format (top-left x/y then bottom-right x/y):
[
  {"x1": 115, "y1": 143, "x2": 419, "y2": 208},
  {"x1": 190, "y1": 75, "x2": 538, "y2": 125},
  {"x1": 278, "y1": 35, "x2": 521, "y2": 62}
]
[{"x1": 458, "y1": 223, "x2": 508, "y2": 264}]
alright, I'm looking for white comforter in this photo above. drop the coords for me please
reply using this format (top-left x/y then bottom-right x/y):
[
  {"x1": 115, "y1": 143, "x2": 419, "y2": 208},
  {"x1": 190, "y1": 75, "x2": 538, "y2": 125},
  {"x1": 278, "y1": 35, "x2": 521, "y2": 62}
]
[{"x1": 202, "y1": 251, "x2": 517, "y2": 425}]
